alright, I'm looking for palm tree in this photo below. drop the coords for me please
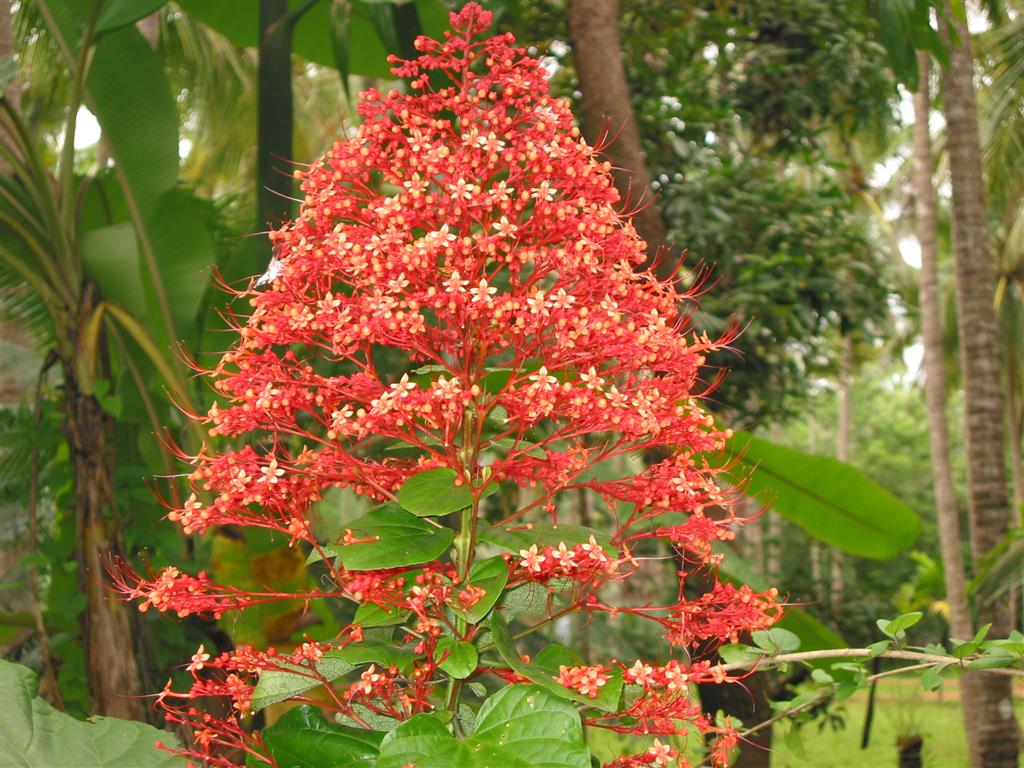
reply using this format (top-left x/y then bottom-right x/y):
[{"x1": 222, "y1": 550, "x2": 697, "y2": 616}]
[
  {"x1": 2, "y1": 0, "x2": 209, "y2": 719},
  {"x1": 938, "y1": 5, "x2": 1021, "y2": 766},
  {"x1": 911, "y1": 44, "x2": 980, "y2": 755}
]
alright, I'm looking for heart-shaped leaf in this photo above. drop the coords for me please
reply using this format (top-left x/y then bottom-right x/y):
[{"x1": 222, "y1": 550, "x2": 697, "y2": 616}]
[
  {"x1": 436, "y1": 637, "x2": 479, "y2": 679},
  {"x1": 450, "y1": 556, "x2": 509, "y2": 624},
  {"x1": 377, "y1": 685, "x2": 590, "y2": 768},
  {"x1": 323, "y1": 504, "x2": 454, "y2": 569},
  {"x1": 398, "y1": 468, "x2": 498, "y2": 517},
  {"x1": 262, "y1": 705, "x2": 385, "y2": 768}
]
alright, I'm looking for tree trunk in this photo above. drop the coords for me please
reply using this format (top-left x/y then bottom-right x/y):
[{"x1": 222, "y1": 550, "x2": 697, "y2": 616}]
[
  {"x1": 912, "y1": 49, "x2": 982, "y2": 763},
  {"x1": 567, "y1": 0, "x2": 668, "y2": 276},
  {"x1": 912, "y1": 47, "x2": 975, "y2": 649},
  {"x1": 832, "y1": 336, "x2": 852, "y2": 602},
  {"x1": 938, "y1": 11, "x2": 1021, "y2": 767},
  {"x1": 258, "y1": 0, "x2": 294, "y2": 229},
  {"x1": 62, "y1": 345, "x2": 145, "y2": 721}
]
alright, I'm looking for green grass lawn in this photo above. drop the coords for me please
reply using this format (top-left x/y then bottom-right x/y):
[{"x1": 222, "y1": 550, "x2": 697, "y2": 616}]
[{"x1": 588, "y1": 680, "x2": 1024, "y2": 767}]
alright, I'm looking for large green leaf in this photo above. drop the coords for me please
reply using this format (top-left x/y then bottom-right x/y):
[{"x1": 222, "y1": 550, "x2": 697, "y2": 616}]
[
  {"x1": 398, "y1": 467, "x2": 496, "y2": 517},
  {"x1": 143, "y1": 189, "x2": 216, "y2": 344},
  {"x1": 96, "y1": 0, "x2": 166, "y2": 34},
  {"x1": 83, "y1": 28, "x2": 215, "y2": 346},
  {"x1": 80, "y1": 222, "x2": 147, "y2": 318},
  {"x1": 0, "y1": 660, "x2": 182, "y2": 768},
  {"x1": 86, "y1": 26, "x2": 178, "y2": 221},
  {"x1": 317, "y1": 503, "x2": 454, "y2": 570},
  {"x1": 724, "y1": 432, "x2": 921, "y2": 559},
  {"x1": 377, "y1": 685, "x2": 591, "y2": 768},
  {"x1": 262, "y1": 705, "x2": 385, "y2": 768}
]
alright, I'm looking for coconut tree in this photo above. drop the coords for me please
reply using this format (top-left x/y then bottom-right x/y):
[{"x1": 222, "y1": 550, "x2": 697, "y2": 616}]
[{"x1": 938, "y1": 4, "x2": 1021, "y2": 765}]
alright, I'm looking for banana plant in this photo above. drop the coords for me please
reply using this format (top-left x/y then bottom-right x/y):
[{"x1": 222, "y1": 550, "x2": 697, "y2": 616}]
[{"x1": 0, "y1": 0, "x2": 213, "y2": 718}]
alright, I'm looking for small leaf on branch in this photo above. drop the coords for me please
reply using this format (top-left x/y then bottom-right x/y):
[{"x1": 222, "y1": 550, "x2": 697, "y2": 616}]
[
  {"x1": 449, "y1": 555, "x2": 509, "y2": 624},
  {"x1": 436, "y1": 637, "x2": 479, "y2": 679},
  {"x1": 751, "y1": 627, "x2": 801, "y2": 654}
]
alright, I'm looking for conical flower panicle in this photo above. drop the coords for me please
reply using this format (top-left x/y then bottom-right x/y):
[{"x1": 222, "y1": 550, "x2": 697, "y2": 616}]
[{"x1": 118, "y1": 5, "x2": 780, "y2": 767}]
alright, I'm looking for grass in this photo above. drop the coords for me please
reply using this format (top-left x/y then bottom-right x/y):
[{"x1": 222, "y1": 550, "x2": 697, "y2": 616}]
[{"x1": 587, "y1": 679, "x2": 1024, "y2": 767}]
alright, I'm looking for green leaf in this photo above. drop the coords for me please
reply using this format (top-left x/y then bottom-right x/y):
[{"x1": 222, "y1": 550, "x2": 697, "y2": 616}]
[
  {"x1": 377, "y1": 685, "x2": 591, "y2": 768},
  {"x1": 354, "y1": 601, "x2": 410, "y2": 628},
  {"x1": 252, "y1": 642, "x2": 414, "y2": 712},
  {"x1": 783, "y1": 725, "x2": 807, "y2": 760},
  {"x1": 330, "y1": 0, "x2": 352, "y2": 100},
  {"x1": 467, "y1": 681, "x2": 488, "y2": 698},
  {"x1": 810, "y1": 668, "x2": 833, "y2": 685},
  {"x1": 81, "y1": 223, "x2": 147, "y2": 318},
  {"x1": 96, "y1": 0, "x2": 166, "y2": 34},
  {"x1": 488, "y1": 615, "x2": 622, "y2": 712},
  {"x1": 478, "y1": 521, "x2": 613, "y2": 553},
  {"x1": 723, "y1": 433, "x2": 921, "y2": 559},
  {"x1": 252, "y1": 655, "x2": 355, "y2": 712},
  {"x1": 0, "y1": 660, "x2": 181, "y2": 767},
  {"x1": 0, "y1": 57, "x2": 17, "y2": 90},
  {"x1": 920, "y1": 665, "x2": 945, "y2": 691},
  {"x1": 81, "y1": 27, "x2": 215, "y2": 346},
  {"x1": 263, "y1": 705, "x2": 385, "y2": 768},
  {"x1": 751, "y1": 628, "x2": 801, "y2": 654},
  {"x1": 967, "y1": 649, "x2": 1017, "y2": 671},
  {"x1": 398, "y1": 468, "x2": 489, "y2": 517},
  {"x1": 436, "y1": 638, "x2": 478, "y2": 679},
  {"x1": 86, "y1": 27, "x2": 177, "y2": 216},
  {"x1": 886, "y1": 611, "x2": 924, "y2": 637},
  {"x1": 867, "y1": 640, "x2": 891, "y2": 658},
  {"x1": 335, "y1": 705, "x2": 401, "y2": 733},
  {"x1": 718, "y1": 644, "x2": 763, "y2": 664},
  {"x1": 450, "y1": 556, "x2": 509, "y2": 624},
  {"x1": 328, "y1": 503, "x2": 454, "y2": 569}
]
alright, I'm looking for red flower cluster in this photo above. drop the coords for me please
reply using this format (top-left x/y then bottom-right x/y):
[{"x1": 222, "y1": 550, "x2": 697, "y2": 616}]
[{"x1": 121, "y1": 5, "x2": 780, "y2": 767}]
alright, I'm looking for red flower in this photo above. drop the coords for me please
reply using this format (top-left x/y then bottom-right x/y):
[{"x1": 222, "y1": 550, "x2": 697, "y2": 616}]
[{"x1": 120, "y1": 5, "x2": 779, "y2": 766}]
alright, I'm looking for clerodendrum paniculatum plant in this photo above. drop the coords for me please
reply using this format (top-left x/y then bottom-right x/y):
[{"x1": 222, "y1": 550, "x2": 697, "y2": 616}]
[{"x1": 114, "y1": 6, "x2": 781, "y2": 767}]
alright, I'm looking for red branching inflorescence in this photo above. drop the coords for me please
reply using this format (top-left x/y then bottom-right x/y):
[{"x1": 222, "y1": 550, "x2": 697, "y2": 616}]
[{"x1": 120, "y1": 4, "x2": 781, "y2": 766}]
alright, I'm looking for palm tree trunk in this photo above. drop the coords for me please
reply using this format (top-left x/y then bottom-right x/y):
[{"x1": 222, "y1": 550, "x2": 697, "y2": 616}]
[
  {"x1": 938, "y1": 11, "x2": 1021, "y2": 767},
  {"x1": 832, "y1": 337, "x2": 852, "y2": 603},
  {"x1": 912, "y1": 48, "x2": 982, "y2": 762},
  {"x1": 62, "y1": 342, "x2": 146, "y2": 721}
]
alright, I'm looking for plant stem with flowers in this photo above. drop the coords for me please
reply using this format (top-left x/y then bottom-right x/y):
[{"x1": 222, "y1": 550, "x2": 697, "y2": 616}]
[{"x1": 109, "y1": 5, "x2": 1022, "y2": 768}]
